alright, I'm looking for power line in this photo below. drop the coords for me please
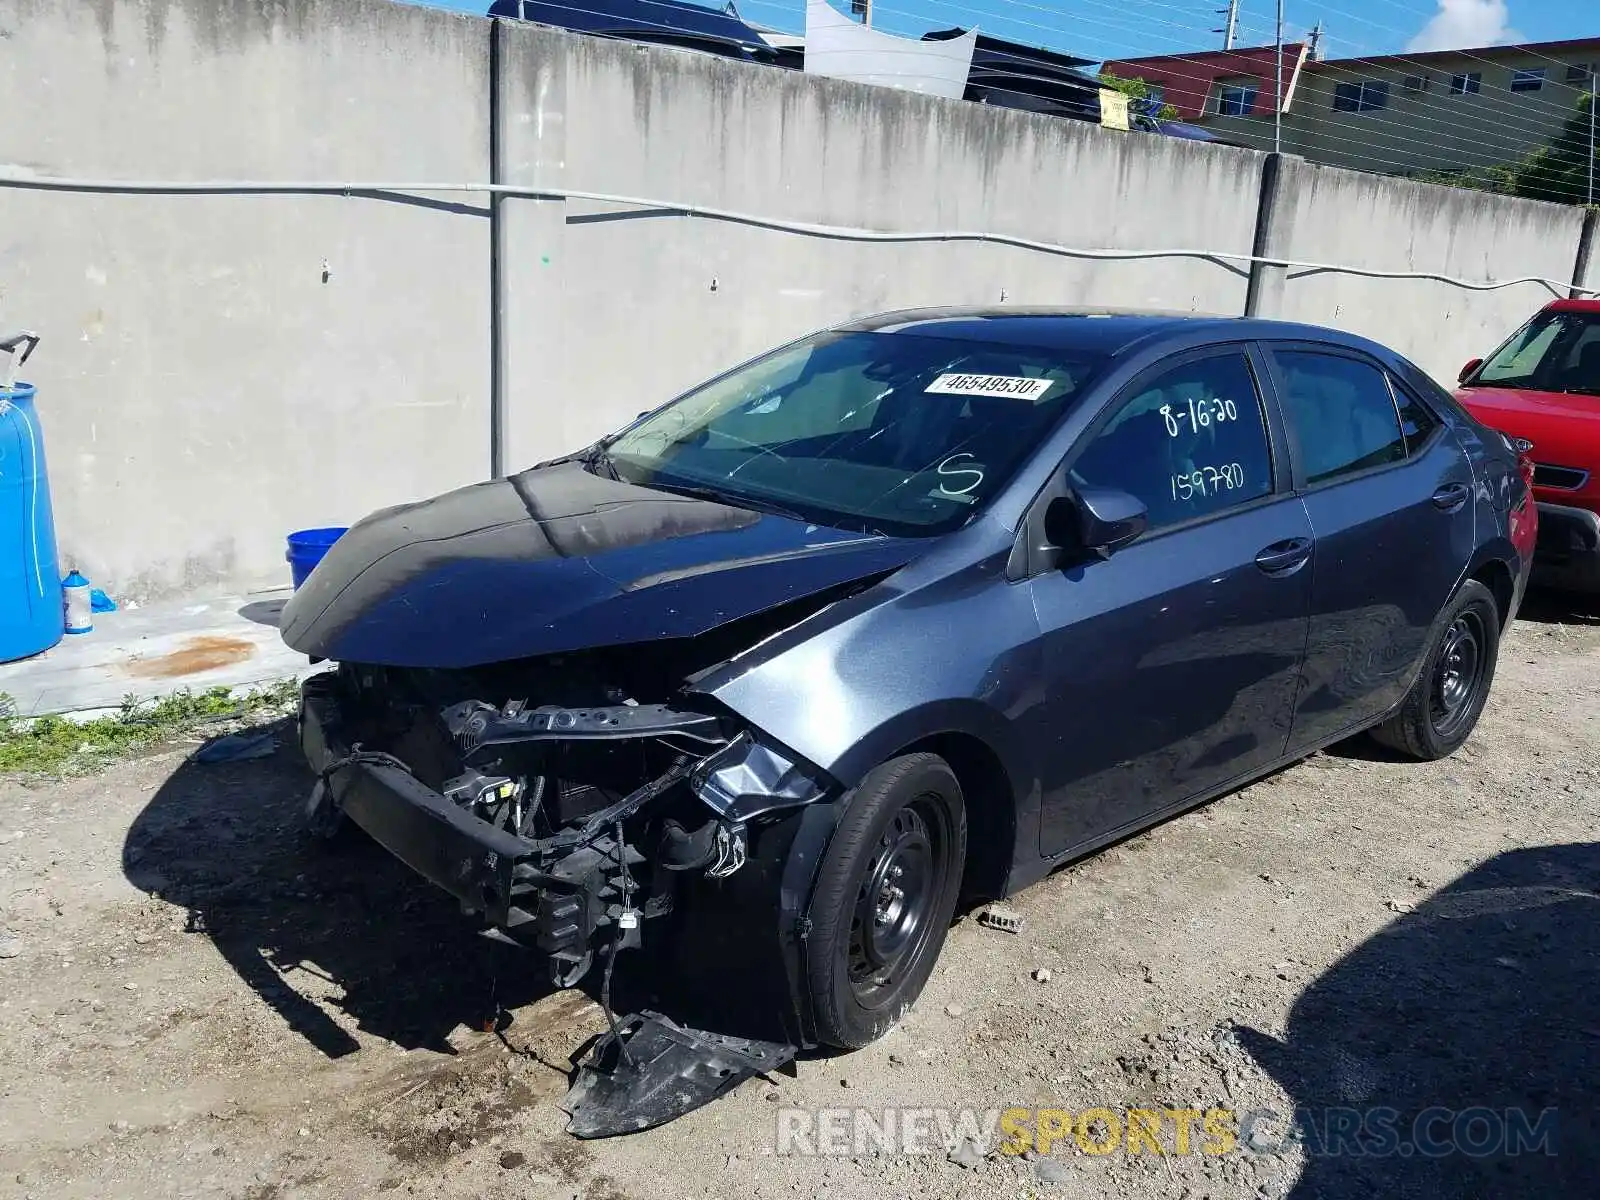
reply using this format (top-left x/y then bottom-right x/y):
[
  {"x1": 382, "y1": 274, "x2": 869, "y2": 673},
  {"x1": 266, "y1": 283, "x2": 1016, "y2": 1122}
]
[
  {"x1": 501, "y1": 0, "x2": 1598, "y2": 197},
  {"x1": 874, "y1": 0, "x2": 1583, "y2": 170},
  {"x1": 1098, "y1": 25, "x2": 1589, "y2": 152},
  {"x1": 902, "y1": 0, "x2": 1585, "y2": 151},
  {"x1": 1054, "y1": 10, "x2": 1592, "y2": 180},
  {"x1": 1284, "y1": 0, "x2": 1600, "y2": 100},
  {"x1": 923, "y1": 0, "x2": 1599, "y2": 151}
]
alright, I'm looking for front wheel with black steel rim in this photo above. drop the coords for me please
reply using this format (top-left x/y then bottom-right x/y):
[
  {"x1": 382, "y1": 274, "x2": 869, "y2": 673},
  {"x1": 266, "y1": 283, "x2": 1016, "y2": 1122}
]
[
  {"x1": 1370, "y1": 578, "x2": 1501, "y2": 760},
  {"x1": 804, "y1": 753, "x2": 967, "y2": 1049}
]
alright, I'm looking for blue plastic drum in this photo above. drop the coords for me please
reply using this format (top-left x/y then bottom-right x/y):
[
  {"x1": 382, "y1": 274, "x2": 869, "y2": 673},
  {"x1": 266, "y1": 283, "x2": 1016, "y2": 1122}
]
[{"x1": 0, "y1": 383, "x2": 65, "y2": 663}]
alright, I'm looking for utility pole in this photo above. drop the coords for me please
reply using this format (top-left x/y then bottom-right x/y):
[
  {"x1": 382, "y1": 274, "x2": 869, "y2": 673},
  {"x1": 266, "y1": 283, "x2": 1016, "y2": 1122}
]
[
  {"x1": 1214, "y1": 0, "x2": 1239, "y2": 51},
  {"x1": 1589, "y1": 69, "x2": 1595, "y2": 206},
  {"x1": 1274, "y1": 0, "x2": 1284, "y2": 153}
]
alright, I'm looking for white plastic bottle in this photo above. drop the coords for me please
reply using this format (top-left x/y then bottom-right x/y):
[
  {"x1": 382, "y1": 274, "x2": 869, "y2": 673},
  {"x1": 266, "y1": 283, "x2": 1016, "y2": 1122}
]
[{"x1": 62, "y1": 570, "x2": 93, "y2": 635}]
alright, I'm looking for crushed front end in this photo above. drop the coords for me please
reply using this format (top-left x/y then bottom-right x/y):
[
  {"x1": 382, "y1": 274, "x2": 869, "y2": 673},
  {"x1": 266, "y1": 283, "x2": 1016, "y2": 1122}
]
[
  {"x1": 301, "y1": 659, "x2": 829, "y2": 978},
  {"x1": 296, "y1": 656, "x2": 836, "y2": 1133}
]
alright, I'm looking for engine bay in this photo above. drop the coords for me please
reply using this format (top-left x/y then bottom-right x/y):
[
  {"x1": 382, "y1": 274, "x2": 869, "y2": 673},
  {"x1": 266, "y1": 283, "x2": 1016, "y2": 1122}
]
[{"x1": 305, "y1": 649, "x2": 828, "y2": 990}]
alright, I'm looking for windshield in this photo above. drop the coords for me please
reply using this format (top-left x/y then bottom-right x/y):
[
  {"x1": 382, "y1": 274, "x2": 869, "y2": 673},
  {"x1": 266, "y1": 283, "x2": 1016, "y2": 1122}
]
[
  {"x1": 1472, "y1": 309, "x2": 1600, "y2": 395},
  {"x1": 599, "y1": 330, "x2": 1106, "y2": 536}
]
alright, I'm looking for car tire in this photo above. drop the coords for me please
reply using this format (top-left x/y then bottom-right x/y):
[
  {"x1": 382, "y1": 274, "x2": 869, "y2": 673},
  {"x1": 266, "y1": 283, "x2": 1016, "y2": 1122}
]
[
  {"x1": 805, "y1": 753, "x2": 967, "y2": 1050},
  {"x1": 1370, "y1": 579, "x2": 1500, "y2": 761}
]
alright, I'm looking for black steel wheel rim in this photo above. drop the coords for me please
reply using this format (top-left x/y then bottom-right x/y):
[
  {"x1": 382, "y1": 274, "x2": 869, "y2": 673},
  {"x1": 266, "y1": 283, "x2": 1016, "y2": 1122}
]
[
  {"x1": 847, "y1": 798, "x2": 945, "y2": 1008},
  {"x1": 1431, "y1": 611, "x2": 1486, "y2": 736}
]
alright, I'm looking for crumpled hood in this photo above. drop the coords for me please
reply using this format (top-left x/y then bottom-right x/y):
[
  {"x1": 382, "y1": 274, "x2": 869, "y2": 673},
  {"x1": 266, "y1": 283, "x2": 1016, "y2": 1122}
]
[{"x1": 279, "y1": 462, "x2": 923, "y2": 668}]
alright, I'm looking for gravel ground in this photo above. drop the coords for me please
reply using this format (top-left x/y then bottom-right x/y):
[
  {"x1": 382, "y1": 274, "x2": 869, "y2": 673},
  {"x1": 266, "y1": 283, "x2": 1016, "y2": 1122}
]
[{"x1": 2, "y1": 592, "x2": 1598, "y2": 1200}]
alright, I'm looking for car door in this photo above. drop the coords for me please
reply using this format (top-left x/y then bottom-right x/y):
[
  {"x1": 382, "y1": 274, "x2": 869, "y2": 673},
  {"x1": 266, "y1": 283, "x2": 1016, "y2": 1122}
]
[
  {"x1": 1262, "y1": 344, "x2": 1476, "y2": 754},
  {"x1": 1024, "y1": 344, "x2": 1315, "y2": 858}
]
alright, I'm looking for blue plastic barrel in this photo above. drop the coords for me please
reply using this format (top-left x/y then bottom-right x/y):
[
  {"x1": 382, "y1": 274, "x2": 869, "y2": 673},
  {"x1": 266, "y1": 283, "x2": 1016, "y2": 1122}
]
[
  {"x1": 0, "y1": 383, "x2": 65, "y2": 662},
  {"x1": 286, "y1": 527, "x2": 347, "y2": 590}
]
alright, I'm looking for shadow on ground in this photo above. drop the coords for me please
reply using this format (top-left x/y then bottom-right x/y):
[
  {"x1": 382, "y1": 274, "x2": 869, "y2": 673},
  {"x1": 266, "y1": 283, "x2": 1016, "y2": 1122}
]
[
  {"x1": 1513, "y1": 585, "x2": 1600, "y2": 627},
  {"x1": 118, "y1": 722, "x2": 790, "y2": 1086},
  {"x1": 1238, "y1": 842, "x2": 1600, "y2": 1198},
  {"x1": 121, "y1": 723, "x2": 557, "y2": 1058}
]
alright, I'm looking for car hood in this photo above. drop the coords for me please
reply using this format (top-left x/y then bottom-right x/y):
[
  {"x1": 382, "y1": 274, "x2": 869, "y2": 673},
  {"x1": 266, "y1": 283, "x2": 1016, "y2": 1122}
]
[
  {"x1": 1457, "y1": 385, "x2": 1600, "y2": 470},
  {"x1": 1457, "y1": 384, "x2": 1600, "y2": 426},
  {"x1": 278, "y1": 461, "x2": 924, "y2": 668}
]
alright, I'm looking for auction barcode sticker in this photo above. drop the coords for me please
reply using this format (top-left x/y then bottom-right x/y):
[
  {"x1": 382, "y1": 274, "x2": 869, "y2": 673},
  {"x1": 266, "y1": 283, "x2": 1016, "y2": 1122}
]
[{"x1": 925, "y1": 373, "x2": 1053, "y2": 401}]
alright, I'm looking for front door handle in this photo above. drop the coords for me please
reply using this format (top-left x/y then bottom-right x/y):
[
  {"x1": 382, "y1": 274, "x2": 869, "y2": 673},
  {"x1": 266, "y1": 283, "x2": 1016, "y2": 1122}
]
[
  {"x1": 1432, "y1": 481, "x2": 1471, "y2": 512},
  {"x1": 1255, "y1": 537, "x2": 1312, "y2": 575}
]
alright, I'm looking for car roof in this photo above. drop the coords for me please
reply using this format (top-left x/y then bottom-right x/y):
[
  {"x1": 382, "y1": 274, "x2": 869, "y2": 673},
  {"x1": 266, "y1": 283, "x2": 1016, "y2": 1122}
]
[
  {"x1": 1545, "y1": 298, "x2": 1600, "y2": 314},
  {"x1": 835, "y1": 307, "x2": 1379, "y2": 358}
]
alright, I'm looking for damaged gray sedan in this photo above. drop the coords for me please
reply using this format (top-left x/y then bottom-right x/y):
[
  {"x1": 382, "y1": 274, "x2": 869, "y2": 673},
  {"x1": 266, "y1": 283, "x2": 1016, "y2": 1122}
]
[{"x1": 282, "y1": 309, "x2": 1529, "y2": 1133}]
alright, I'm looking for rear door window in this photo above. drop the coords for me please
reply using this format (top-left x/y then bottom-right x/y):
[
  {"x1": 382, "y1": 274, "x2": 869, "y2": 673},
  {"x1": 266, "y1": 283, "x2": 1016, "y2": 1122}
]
[
  {"x1": 1272, "y1": 352, "x2": 1406, "y2": 485},
  {"x1": 1070, "y1": 351, "x2": 1274, "y2": 531}
]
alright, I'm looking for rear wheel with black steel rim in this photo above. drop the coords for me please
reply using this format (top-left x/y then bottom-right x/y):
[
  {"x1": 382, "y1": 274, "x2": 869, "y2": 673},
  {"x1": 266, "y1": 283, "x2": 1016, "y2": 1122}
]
[
  {"x1": 805, "y1": 753, "x2": 967, "y2": 1049},
  {"x1": 1371, "y1": 578, "x2": 1500, "y2": 760}
]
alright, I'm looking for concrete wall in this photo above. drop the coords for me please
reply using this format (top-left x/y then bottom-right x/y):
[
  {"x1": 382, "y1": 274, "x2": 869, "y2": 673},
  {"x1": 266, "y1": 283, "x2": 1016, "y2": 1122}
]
[
  {"x1": 1257, "y1": 158, "x2": 1587, "y2": 383},
  {"x1": 0, "y1": 0, "x2": 1591, "y2": 600},
  {"x1": 1575, "y1": 213, "x2": 1600, "y2": 300},
  {"x1": 494, "y1": 25, "x2": 1262, "y2": 469},
  {"x1": 0, "y1": 0, "x2": 491, "y2": 599}
]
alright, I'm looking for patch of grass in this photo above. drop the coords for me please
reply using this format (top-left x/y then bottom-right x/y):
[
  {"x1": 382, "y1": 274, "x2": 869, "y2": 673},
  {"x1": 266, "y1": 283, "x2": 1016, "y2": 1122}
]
[{"x1": 0, "y1": 679, "x2": 302, "y2": 778}]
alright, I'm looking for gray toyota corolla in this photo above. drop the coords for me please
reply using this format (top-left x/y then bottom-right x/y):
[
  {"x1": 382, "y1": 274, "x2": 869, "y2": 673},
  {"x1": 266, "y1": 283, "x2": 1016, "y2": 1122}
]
[{"x1": 282, "y1": 309, "x2": 1533, "y2": 1133}]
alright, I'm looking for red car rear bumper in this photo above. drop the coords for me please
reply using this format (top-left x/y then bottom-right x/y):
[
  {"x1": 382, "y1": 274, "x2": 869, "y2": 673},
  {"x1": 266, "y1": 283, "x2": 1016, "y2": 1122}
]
[{"x1": 1532, "y1": 502, "x2": 1600, "y2": 591}]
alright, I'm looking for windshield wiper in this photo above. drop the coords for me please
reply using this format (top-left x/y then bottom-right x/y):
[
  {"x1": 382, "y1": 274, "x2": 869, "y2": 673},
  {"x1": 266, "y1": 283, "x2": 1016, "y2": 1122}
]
[
  {"x1": 645, "y1": 478, "x2": 819, "y2": 524},
  {"x1": 583, "y1": 442, "x2": 621, "y2": 480}
]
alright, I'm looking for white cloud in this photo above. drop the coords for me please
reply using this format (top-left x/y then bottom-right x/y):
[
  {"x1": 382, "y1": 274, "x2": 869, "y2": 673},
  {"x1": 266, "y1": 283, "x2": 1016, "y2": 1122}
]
[{"x1": 1405, "y1": 0, "x2": 1521, "y2": 52}]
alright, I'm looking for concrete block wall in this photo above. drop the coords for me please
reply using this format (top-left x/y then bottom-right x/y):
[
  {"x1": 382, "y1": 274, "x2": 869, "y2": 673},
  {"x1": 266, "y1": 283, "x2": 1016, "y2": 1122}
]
[
  {"x1": 1257, "y1": 157, "x2": 1588, "y2": 384},
  {"x1": 0, "y1": 0, "x2": 1591, "y2": 600},
  {"x1": 0, "y1": 0, "x2": 492, "y2": 600},
  {"x1": 495, "y1": 25, "x2": 1264, "y2": 468},
  {"x1": 1572, "y1": 212, "x2": 1600, "y2": 301}
]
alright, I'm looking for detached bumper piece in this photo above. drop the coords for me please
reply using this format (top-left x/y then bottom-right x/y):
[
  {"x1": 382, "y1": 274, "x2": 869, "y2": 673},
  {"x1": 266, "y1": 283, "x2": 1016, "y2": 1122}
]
[{"x1": 562, "y1": 1011, "x2": 796, "y2": 1138}]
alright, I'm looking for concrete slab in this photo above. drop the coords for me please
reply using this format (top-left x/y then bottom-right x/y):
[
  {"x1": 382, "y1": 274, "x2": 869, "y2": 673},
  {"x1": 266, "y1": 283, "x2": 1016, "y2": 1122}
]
[{"x1": 0, "y1": 588, "x2": 313, "y2": 718}]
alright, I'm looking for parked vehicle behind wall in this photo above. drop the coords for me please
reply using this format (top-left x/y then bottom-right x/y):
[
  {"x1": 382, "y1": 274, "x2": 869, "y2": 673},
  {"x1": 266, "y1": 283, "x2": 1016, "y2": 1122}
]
[{"x1": 1456, "y1": 298, "x2": 1600, "y2": 591}]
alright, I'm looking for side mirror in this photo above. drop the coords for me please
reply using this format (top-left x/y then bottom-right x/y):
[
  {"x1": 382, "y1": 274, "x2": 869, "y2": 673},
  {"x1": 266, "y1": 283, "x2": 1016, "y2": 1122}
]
[
  {"x1": 1045, "y1": 488, "x2": 1148, "y2": 559},
  {"x1": 1458, "y1": 358, "x2": 1482, "y2": 385}
]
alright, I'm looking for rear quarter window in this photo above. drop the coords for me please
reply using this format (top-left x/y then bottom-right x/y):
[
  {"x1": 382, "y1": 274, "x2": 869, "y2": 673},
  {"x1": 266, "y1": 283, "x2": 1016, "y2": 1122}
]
[{"x1": 1390, "y1": 379, "x2": 1441, "y2": 455}]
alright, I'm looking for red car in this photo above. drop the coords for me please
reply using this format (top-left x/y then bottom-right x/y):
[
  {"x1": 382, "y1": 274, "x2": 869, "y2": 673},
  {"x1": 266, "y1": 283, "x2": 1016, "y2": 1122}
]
[{"x1": 1455, "y1": 298, "x2": 1600, "y2": 590}]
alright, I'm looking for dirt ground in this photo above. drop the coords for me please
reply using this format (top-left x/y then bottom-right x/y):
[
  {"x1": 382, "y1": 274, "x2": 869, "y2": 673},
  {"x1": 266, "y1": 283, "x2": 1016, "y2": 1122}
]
[{"x1": 3, "y1": 591, "x2": 1599, "y2": 1200}]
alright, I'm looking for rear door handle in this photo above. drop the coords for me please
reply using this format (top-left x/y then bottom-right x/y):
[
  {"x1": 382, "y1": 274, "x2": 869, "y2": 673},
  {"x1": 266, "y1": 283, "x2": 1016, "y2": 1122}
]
[
  {"x1": 1432, "y1": 482, "x2": 1471, "y2": 512},
  {"x1": 1255, "y1": 537, "x2": 1312, "y2": 575}
]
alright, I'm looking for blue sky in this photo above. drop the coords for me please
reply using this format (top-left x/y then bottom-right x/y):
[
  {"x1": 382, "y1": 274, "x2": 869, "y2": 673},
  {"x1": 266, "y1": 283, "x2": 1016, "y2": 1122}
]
[{"x1": 411, "y1": 0, "x2": 1600, "y2": 65}]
